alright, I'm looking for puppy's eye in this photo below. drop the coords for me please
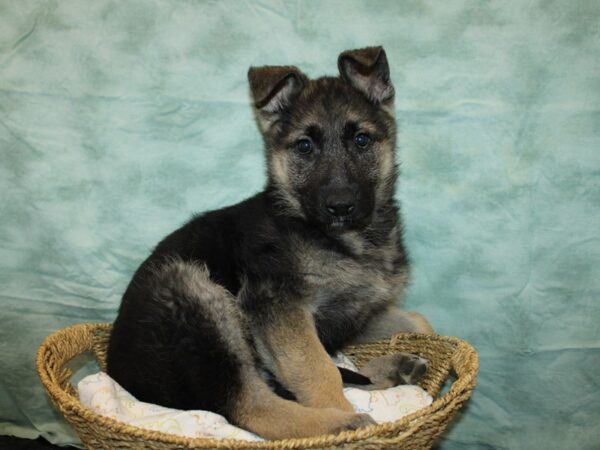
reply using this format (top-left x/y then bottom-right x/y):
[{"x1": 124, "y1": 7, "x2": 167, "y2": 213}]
[
  {"x1": 296, "y1": 139, "x2": 313, "y2": 154},
  {"x1": 354, "y1": 133, "x2": 371, "y2": 148}
]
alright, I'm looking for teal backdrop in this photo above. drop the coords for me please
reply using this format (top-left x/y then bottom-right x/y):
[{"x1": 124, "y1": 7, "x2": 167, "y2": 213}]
[{"x1": 1, "y1": 1, "x2": 599, "y2": 449}]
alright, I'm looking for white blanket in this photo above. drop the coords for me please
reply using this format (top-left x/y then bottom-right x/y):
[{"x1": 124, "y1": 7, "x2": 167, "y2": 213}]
[{"x1": 78, "y1": 354, "x2": 432, "y2": 441}]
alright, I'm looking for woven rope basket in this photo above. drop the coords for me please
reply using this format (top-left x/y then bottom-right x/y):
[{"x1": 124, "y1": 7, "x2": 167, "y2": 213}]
[{"x1": 36, "y1": 323, "x2": 478, "y2": 450}]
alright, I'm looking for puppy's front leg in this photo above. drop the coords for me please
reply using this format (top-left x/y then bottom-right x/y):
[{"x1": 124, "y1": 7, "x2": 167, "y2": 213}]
[
  {"x1": 259, "y1": 306, "x2": 354, "y2": 412},
  {"x1": 352, "y1": 305, "x2": 434, "y2": 345}
]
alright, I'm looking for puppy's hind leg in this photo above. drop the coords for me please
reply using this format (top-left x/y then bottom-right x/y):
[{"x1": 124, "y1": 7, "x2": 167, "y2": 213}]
[
  {"x1": 345, "y1": 306, "x2": 431, "y2": 390},
  {"x1": 107, "y1": 259, "x2": 258, "y2": 416},
  {"x1": 351, "y1": 305, "x2": 434, "y2": 345},
  {"x1": 233, "y1": 373, "x2": 375, "y2": 439},
  {"x1": 138, "y1": 260, "x2": 374, "y2": 439}
]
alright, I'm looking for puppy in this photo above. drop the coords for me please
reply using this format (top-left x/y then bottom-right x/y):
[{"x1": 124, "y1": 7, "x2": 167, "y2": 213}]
[{"x1": 107, "y1": 46, "x2": 432, "y2": 439}]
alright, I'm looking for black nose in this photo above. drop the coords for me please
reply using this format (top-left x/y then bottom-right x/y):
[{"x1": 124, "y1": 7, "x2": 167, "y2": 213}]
[{"x1": 326, "y1": 202, "x2": 355, "y2": 217}]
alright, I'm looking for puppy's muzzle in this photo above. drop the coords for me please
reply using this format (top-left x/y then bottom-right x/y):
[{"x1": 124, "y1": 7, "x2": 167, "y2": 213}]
[{"x1": 323, "y1": 187, "x2": 358, "y2": 220}]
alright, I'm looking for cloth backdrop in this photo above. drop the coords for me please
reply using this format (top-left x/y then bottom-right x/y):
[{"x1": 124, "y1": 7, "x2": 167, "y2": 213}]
[{"x1": 1, "y1": 1, "x2": 599, "y2": 449}]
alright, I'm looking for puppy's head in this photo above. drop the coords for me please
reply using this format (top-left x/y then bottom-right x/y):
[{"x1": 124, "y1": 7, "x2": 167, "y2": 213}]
[{"x1": 249, "y1": 47, "x2": 398, "y2": 233}]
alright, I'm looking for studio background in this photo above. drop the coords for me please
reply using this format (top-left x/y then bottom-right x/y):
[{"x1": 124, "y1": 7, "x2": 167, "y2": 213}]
[{"x1": 1, "y1": 1, "x2": 599, "y2": 449}]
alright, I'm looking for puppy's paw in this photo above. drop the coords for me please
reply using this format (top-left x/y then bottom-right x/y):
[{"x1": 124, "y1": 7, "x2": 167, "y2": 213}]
[
  {"x1": 331, "y1": 412, "x2": 376, "y2": 434},
  {"x1": 360, "y1": 353, "x2": 428, "y2": 388},
  {"x1": 394, "y1": 353, "x2": 428, "y2": 385}
]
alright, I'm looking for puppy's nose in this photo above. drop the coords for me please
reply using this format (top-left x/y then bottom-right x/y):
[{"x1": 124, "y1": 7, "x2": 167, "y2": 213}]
[{"x1": 326, "y1": 202, "x2": 355, "y2": 217}]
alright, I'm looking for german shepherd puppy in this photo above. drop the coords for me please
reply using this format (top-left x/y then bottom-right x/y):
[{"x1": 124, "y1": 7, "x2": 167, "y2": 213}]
[{"x1": 107, "y1": 46, "x2": 433, "y2": 439}]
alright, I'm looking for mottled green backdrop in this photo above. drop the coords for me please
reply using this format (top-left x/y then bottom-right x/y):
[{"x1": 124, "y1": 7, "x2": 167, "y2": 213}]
[{"x1": 1, "y1": 1, "x2": 599, "y2": 449}]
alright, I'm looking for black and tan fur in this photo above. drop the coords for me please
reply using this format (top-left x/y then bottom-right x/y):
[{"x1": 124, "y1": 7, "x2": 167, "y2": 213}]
[{"x1": 107, "y1": 47, "x2": 433, "y2": 439}]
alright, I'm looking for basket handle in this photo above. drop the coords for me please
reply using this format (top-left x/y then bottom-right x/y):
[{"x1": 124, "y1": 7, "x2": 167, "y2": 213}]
[
  {"x1": 36, "y1": 323, "x2": 106, "y2": 394},
  {"x1": 448, "y1": 340, "x2": 479, "y2": 399}
]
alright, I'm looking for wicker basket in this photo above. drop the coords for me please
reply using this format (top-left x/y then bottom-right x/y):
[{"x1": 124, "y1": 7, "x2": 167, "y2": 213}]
[{"x1": 36, "y1": 323, "x2": 478, "y2": 450}]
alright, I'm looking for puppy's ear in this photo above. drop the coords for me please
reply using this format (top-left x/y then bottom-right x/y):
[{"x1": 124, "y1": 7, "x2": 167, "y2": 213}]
[
  {"x1": 248, "y1": 66, "x2": 307, "y2": 127},
  {"x1": 338, "y1": 46, "x2": 394, "y2": 104}
]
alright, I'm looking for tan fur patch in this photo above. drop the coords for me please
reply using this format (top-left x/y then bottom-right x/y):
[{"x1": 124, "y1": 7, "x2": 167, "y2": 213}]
[
  {"x1": 259, "y1": 306, "x2": 354, "y2": 412},
  {"x1": 374, "y1": 137, "x2": 397, "y2": 203},
  {"x1": 268, "y1": 151, "x2": 305, "y2": 218},
  {"x1": 270, "y1": 151, "x2": 292, "y2": 188},
  {"x1": 233, "y1": 373, "x2": 374, "y2": 439}
]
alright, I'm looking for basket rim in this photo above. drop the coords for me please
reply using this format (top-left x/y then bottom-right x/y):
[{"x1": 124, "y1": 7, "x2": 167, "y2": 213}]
[{"x1": 36, "y1": 322, "x2": 478, "y2": 449}]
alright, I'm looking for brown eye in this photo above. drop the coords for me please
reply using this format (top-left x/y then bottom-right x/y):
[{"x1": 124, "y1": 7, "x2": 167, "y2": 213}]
[
  {"x1": 354, "y1": 133, "x2": 371, "y2": 148},
  {"x1": 296, "y1": 139, "x2": 313, "y2": 154}
]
